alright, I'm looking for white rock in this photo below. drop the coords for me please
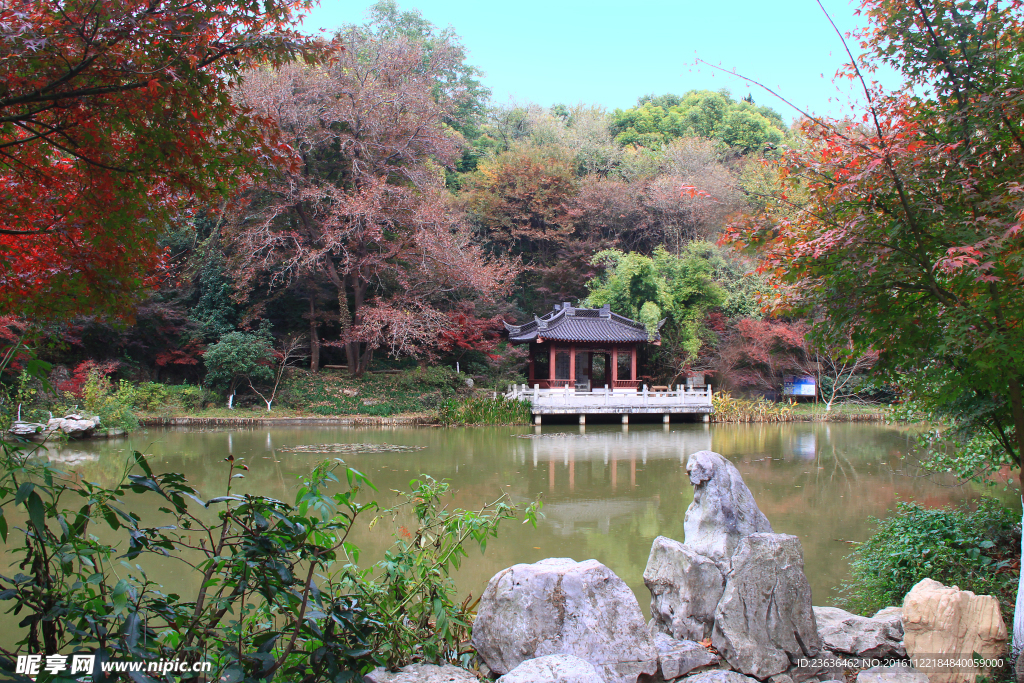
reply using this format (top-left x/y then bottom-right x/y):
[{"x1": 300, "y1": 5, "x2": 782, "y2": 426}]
[
  {"x1": 644, "y1": 535, "x2": 725, "y2": 641},
  {"x1": 57, "y1": 418, "x2": 97, "y2": 438},
  {"x1": 683, "y1": 450, "x2": 772, "y2": 568},
  {"x1": 652, "y1": 632, "x2": 718, "y2": 680},
  {"x1": 712, "y1": 533, "x2": 822, "y2": 680},
  {"x1": 362, "y1": 663, "x2": 478, "y2": 683},
  {"x1": 813, "y1": 606, "x2": 906, "y2": 658},
  {"x1": 8, "y1": 421, "x2": 43, "y2": 437},
  {"x1": 497, "y1": 654, "x2": 606, "y2": 683},
  {"x1": 471, "y1": 558, "x2": 658, "y2": 683}
]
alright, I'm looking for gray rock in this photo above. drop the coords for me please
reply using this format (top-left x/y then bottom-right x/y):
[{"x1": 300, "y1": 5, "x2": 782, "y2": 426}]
[
  {"x1": 784, "y1": 649, "x2": 850, "y2": 683},
  {"x1": 712, "y1": 533, "x2": 822, "y2": 679},
  {"x1": 653, "y1": 632, "x2": 718, "y2": 680},
  {"x1": 856, "y1": 664, "x2": 929, "y2": 683},
  {"x1": 1016, "y1": 649, "x2": 1024, "y2": 683},
  {"x1": 362, "y1": 663, "x2": 478, "y2": 683},
  {"x1": 472, "y1": 558, "x2": 658, "y2": 683},
  {"x1": 871, "y1": 606, "x2": 903, "y2": 635},
  {"x1": 497, "y1": 654, "x2": 606, "y2": 683},
  {"x1": 814, "y1": 606, "x2": 906, "y2": 658},
  {"x1": 645, "y1": 535, "x2": 725, "y2": 641},
  {"x1": 768, "y1": 675, "x2": 796, "y2": 683},
  {"x1": 683, "y1": 451, "x2": 772, "y2": 568},
  {"x1": 683, "y1": 670, "x2": 761, "y2": 683}
]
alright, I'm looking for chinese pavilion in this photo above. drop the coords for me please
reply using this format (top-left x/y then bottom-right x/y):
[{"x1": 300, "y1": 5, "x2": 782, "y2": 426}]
[{"x1": 504, "y1": 302, "x2": 663, "y2": 391}]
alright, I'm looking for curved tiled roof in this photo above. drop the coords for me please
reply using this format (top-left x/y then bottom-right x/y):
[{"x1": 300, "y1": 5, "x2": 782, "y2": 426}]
[{"x1": 503, "y1": 303, "x2": 663, "y2": 344}]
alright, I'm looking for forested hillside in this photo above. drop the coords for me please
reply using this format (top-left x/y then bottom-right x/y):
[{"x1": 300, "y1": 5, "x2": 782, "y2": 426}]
[{"x1": 0, "y1": 0, "x2": 879, "y2": 414}]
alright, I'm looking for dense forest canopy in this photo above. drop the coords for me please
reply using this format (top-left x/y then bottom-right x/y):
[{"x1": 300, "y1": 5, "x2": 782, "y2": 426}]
[{"x1": 0, "y1": 0, "x2": 939, "y2": 405}]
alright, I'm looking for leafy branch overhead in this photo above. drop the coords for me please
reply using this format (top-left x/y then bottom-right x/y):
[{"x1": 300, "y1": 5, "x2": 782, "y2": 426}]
[{"x1": 0, "y1": 0, "x2": 321, "y2": 317}]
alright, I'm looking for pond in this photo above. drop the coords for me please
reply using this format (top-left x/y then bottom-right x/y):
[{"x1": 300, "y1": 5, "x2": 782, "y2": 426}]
[{"x1": 14, "y1": 421, "x2": 1018, "y2": 627}]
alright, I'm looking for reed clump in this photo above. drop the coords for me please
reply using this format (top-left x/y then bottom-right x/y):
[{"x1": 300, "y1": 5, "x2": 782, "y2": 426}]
[
  {"x1": 711, "y1": 392, "x2": 795, "y2": 423},
  {"x1": 438, "y1": 396, "x2": 532, "y2": 425}
]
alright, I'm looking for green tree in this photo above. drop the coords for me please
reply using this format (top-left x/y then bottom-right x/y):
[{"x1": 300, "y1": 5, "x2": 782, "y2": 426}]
[
  {"x1": 584, "y1": 245, "x2": 724, "y2": 380},
  {"x1": 203, "y1": 328, "x2": 274, "y2": 408},
  {"x1": 610, "y1": 90, "x2": 787, "y2": 154},
  {"x1": 725, "y1": 0, "x2": 1024, "y2": 638}
]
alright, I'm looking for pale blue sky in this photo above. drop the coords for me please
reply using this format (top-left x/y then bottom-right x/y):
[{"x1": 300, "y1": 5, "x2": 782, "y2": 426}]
[{"x1": 300, "y1": 0, "x2": 898, "y2": 122}]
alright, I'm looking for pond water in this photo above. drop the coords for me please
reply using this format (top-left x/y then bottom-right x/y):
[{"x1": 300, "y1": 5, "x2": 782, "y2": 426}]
[{"x1": 17, "y1": 422, "x2": 1019, "y2": 624}]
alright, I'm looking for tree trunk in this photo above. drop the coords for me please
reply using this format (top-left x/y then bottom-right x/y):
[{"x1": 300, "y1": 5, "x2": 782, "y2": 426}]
[
  {"x1": 1016, "y1": 501, "x2": 1024, "y2": 652},
  {"x1": 308, "y1": 295, "x2": 320, "y2": 372},
  {"x1": 1003, "y1": 376, "x2": 1024, "y2": 651}
]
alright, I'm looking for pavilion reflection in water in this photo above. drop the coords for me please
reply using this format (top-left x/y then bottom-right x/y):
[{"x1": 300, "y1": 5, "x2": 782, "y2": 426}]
[{"x1": 509, "y1": 427, "x2": 713, "y2": 494}]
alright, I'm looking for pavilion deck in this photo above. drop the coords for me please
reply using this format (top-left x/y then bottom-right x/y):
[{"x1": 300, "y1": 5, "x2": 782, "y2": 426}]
[{"x1": 505, "y1": 383, "x2": 713, "y2": 419}]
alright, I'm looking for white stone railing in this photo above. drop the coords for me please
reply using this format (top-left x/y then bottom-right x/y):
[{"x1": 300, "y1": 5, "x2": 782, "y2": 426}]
[{"x1": 505, "y1": 384, "x2": 712, "y2": 409}]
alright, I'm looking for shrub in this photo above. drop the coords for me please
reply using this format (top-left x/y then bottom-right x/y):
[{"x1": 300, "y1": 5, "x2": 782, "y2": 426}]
[
  {"x1": 397, "y1": 366, "x2": 464, "y2": 392},
  {"x1": 56, "y1": 359, "x2": 120, "y2": 398},
  {"x1": 838, "y1": 499, "x2": 1019, "y2": 623},
  {"x1": 67, "y1": 372, "x2": 138, "y2": 431},
  {"x1": 0, "y1": 444, "x2": 539, "y2": 680},
  {"x1": 131, "y1": 382, "x2": 208, "y2": 412}
]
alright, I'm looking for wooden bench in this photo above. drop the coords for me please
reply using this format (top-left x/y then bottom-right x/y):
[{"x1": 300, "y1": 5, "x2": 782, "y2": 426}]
[{"x1": 651, "y1": 385, "x2": 669, "y2": 392}]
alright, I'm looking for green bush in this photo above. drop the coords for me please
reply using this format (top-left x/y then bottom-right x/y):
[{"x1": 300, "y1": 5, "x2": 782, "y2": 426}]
[
  {"x1": 0, "y1": 443, "x2": 539, "y2": 679},
  {"x1": 71, "y1": 373, "x2": 138, "y2": 432},
  {"x1": 438, "y1": 396, "x2": 532, "y2": 425},
  {"x1": 132, "y1": 382, "x2": 207, "y2": 412},
  {"x1": 839, "y1": 499, "x2": 1019, "y2": 623}
]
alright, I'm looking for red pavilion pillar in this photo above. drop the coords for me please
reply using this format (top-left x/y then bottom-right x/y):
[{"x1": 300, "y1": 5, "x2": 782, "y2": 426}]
[{"x1": 549, "y1": 343, "x2": 556, "y2": 385}]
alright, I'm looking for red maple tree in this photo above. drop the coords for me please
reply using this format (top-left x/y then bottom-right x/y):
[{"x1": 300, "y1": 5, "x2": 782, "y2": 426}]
[
  {"x1": 0, "y1": 0, "x2": 317, "y2": 317},
  {"x1": 227, "y1": 33, "x2": 517, "y2": 376}
]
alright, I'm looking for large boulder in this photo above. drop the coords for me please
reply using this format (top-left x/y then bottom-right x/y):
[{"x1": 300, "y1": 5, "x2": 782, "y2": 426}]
[
  {"x1": 496, "y1": 654, "x2": 606, "y2": 683},
  {"x1": 813, "y1": 606, "x2": 906, "y2": 658},
  {"x1": 362, "y1": 664, "x2": 478, "y2": 683},
  {"x1": 644, "y1": 535, "x2": 725, "y2": 641},
  {"x1": 902, "y1": 578, "x2": 1007, "y2": 683},
  {"x1": 683, "y1": 450, "x2": 772, "y2": 568},
  {"x1": 471, "y1": 558, "x2": 658, "y2": 683},
  {"x1": 712, "y1": 533, "x2": 822, "y2": 680},
  {"x1": 652, "y1": 632, "x2": 718, "y2": 680}
]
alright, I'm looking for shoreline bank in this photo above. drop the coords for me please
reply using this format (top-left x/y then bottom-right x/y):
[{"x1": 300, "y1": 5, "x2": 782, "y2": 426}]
[
  {"x1": 139, "y1": 415, "x2": 437, "y2": 427},
  {"x1": 136, "y1": 409, "x2": 889, "y2": 429}
]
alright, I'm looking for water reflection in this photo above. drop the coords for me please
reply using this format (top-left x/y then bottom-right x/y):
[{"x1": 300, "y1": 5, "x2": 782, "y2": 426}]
[{"x1": 20, "y1": 422, "x2": 1019, "y2": 624}]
